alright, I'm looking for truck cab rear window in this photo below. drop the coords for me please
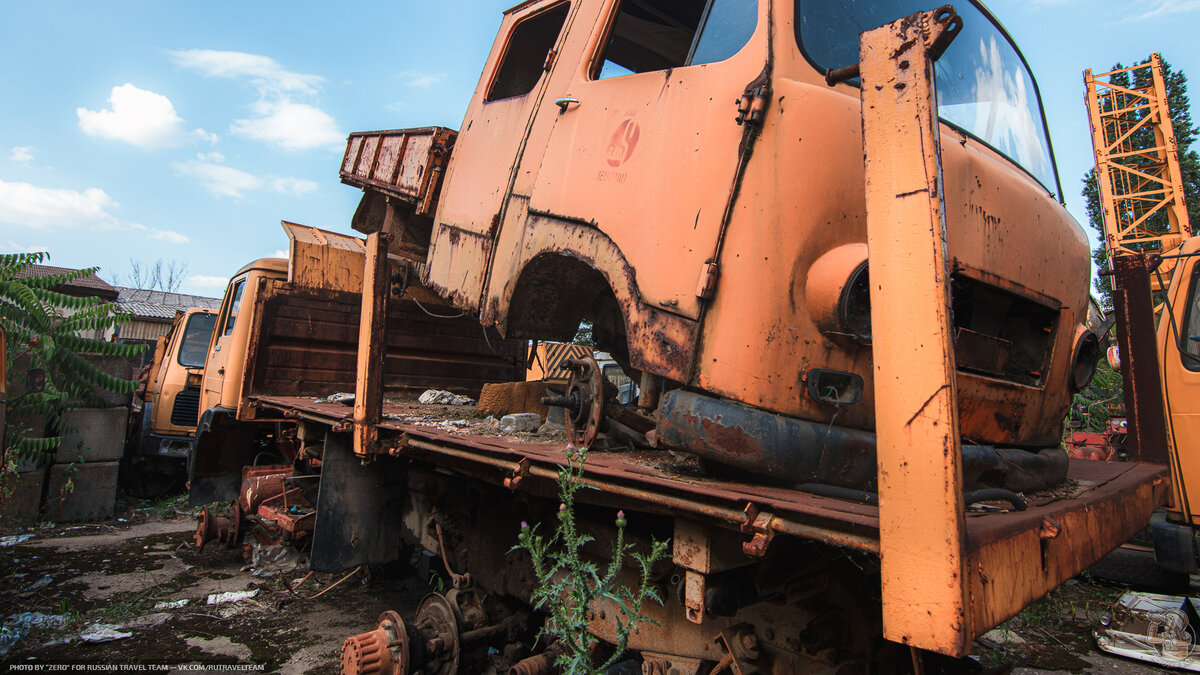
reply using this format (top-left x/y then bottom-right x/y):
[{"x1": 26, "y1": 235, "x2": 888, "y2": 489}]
[
  {"x1": 486, "y1": 4, "x2": 570, "y2": 102},
  {"x1": 594, "y1": 0, "x2": 756, "y2": 79}
]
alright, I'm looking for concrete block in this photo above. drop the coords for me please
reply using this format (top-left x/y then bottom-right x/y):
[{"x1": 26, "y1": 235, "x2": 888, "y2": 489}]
[
  {"x1": 42, "y1": 461, "x2": 118, "y2": 522},
  {"x1": 499, "y1": 413, "x2": 542, "y2": 434},
  {"x1": 77, "y1": 355, "x2": 135, "y2": 407},
  {"x1": 58, "y1": 407, "x2": 129, "y2": 463},
  {"x1": 0, "y1": 465, "x2": 47, "y2": 528},
  {"x1": 477, "y1": 381, "x2": 550, "y2": 418}
]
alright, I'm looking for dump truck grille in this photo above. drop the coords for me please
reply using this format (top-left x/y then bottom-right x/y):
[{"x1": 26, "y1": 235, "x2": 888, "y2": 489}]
[
  {"x1": 171, "y1": 389, "x2": 201, "y2": 427},
  {"x1": 950, "y1": 276, "x2": 1058, "y2": 387}
]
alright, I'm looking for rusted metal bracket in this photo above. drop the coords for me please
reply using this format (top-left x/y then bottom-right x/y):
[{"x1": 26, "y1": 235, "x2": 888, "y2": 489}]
[
  {"x1": 739, "y1": 503, "x2": 776, "y2": 557},
  {"x1": 387, "y1": 433, "x2": 414, "y2": 457},
  {"x1": 503, "y1": 458, "x2": 531, "y2": 489},
  {"x1": 712, "y1": 624, "x2": 763, "y2": 675}
]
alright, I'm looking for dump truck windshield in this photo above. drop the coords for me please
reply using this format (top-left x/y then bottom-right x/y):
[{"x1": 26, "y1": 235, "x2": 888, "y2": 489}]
[
  {"x1": 178, "y1": 312, "x2": 217, "y2": 368},
  {"x1": 797, "y1": 0, "x2": 1058, "y2": 193}
]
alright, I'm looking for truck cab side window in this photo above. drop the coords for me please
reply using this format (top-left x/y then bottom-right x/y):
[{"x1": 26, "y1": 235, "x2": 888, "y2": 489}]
[
  {"x1": 594, "y1": 0, "x2": 756, "y2": 79},
  {"x1": 221, "y1": 279, "x2": 246, "y2": 338},
  {"x1": 486, "y1": 4, "x2": 570, "y2": 102},
  {"x1": 1183, "y1": 265, "x2": 1200, "y2": 370}
]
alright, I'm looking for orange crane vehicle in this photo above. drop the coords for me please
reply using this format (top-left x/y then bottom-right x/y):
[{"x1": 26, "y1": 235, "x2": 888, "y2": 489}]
[
  {"x1": 1083, "y1": 55, "x2": 1199, "y2": 574},
  {"x1": 187, "y1": 2, "x2": 1172, "y2": 672}
]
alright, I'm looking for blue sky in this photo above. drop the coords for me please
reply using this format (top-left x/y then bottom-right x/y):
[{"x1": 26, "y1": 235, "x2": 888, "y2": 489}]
[{"x1": 1, "y1": 0, "x2": 1198, "y2": 297}]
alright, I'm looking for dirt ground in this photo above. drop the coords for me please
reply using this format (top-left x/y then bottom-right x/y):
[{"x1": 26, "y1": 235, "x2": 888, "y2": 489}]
[
  {"x1": 0, "y1": 495, "x2": 431, "y2": 673},
  {"x1": 0, "y1": 494, "x2": 1182, "y2": 674}
]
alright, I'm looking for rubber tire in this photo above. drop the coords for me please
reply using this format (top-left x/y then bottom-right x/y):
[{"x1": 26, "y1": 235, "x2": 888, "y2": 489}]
[{"x1": 1086, "y1": 545, "x2": 1190, "y2": 594}]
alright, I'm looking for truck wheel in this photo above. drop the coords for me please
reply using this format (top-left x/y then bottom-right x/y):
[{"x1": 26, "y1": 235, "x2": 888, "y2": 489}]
[{"x1": 1086, "y1": 545, "x2": 1190, "y2": 593}]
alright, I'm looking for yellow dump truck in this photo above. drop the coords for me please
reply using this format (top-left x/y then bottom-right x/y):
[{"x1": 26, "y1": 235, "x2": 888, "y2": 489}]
[{"x1": 124, "y1": 307, "x2": 217, "y2": 495}]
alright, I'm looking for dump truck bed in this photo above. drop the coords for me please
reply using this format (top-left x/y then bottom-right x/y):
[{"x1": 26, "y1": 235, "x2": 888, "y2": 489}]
[
  {"x1": 340, "y1": 127, "x2": 456, "y2": 216},
  {"x1": 250, "y1": 393, "x2": 1168, "y2": 642}
]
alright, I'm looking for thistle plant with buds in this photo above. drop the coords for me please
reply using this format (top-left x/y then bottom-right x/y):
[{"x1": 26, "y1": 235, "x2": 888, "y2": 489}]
[{"x1": 514, "y1": 445, "x2": 669, "y2": 673}]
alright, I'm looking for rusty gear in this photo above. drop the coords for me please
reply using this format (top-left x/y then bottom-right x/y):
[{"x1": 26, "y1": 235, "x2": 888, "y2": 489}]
[{"x1": 341, "y1": 611, "x2": 409, "y2": 675}]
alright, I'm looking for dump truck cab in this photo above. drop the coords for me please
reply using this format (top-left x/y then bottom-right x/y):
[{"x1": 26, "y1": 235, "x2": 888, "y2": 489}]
[
  {"x1": 1152, "y1": 236, "x2": 1200, "y2": 570},
  {"x1": 123, "y1": 307, "x2": 217, "y2": 495},
  {"x1": 199, "y1": 258, "x2": 289, "y2": 419},
  {"x1": 397, "y1": 0, "x2": 1091, "y2": 491},
  {"x1": 139, "y1": 307, "x2": 218, "y2": 456}
]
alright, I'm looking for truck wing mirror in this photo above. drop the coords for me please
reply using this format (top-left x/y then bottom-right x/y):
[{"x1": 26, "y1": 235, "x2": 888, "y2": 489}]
[{"x1": 25, "y1": 367, "x2": 45, "y2": 394}]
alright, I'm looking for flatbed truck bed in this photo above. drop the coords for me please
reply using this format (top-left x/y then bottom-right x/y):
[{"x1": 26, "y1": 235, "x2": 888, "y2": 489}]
[{"x1": 252, "y1": 392, "x2": 1167, "y2": 640}]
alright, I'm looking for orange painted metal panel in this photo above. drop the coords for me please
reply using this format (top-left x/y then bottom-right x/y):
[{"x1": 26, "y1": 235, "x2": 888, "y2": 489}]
[
  {"x1": 1160, "y1": 237, "x2": 1200, "y2": 522},
  {"x1": 857, "y1": 8, "x2": 968, "y2": 655}
]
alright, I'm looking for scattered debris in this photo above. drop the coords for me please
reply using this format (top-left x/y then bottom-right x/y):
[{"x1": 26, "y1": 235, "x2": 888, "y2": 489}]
[
  {"x1": 0, "y1": 534, "x2": 34, "y2": 547},
  {"x1": 126, "y1": 613, "x2": 172, "y2": 629},
  {"x1": 978, "y1": 628, "x2": 1026, "y2": 649},
  {"x1": 206, "y1": 589, "x2": 260, "y2": 605},
  {"x1": 0, "y1": 613, "x2": 67, "y2": 656},
  {"x1": 418, "y1": 389, "x2": 474, "y2": 406},
  {"x1": 22, "y1": 574, "x2": 53, "y2": 593},
  {"x1": 500, "y1": 413, "x2": 542, "y2": 434},
  {"x1": 1095, "y1": 591, "x2": 1200, "y2": 671},
  {"x1": 248, "y1": 542, "x2": 302, "y2": 577},
  {"x1": 153, "y1": 599, "x2": 189, "y2": 610},
  {"x1": 483, "y1": 416, "x2": 499, "y2": 427},
  {"x1": 314, "y1": 392, "x2": 355, "y2": 405},
  {"x1": 79, "y1": 623, "x2": 133, "y2": 644}
]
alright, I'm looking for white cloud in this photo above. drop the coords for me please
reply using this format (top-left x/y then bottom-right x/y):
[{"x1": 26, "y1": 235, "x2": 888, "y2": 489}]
[
  {"x1": 187, "y1": 274, "x2": 229, "y2": 288},
  {"x1": 172, "y1": 157, "x2": 263, "y2": 198},
  {"x1": 170, "y1": 48, "x2": 341, "y2": 153},
  {"x1": 272, "y1": 177, "x2": 318, "y2": 195},
  {"x1": 5, "y1": 241, "x2": 50, "y2": 254},
  {"x1": 9, "y1": 146, "x2": 34, "y2": 164},
  {"x1": 231, "y1": 100, "x2": 343, "y2": 151},
  {"x1": 397, "y1": 70, "x2": 443, "y2": 88},
  {"x1": 172, "y1": 153, "x2": 316, "y2": 200},
  {"x1": 1135, "y1": 0, "x2": 1200, "y2": 18},
  {"x1": 272, "y1": 249, "x2": 288, "y2": 259},
  {"x1": 0, "y1": 179, "x2": 186, "y2": 247},
  {"x1": 169, "y1": 49, "x2": 323, "y2": 96},
  {"x1": 0, "y1": 179, "x2": 119, "y2": 229},
  {"x1": 128, "y1": 222, "x2": 190, "y2": 244},
  {"x1": 76, "y1": 84, "x2": 212, "y2": 149}
]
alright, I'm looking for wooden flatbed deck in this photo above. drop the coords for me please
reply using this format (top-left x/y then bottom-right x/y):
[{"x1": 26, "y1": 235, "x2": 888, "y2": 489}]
[{"x1": 251, "y1": 394, "x2": 1167, "y2": 557}]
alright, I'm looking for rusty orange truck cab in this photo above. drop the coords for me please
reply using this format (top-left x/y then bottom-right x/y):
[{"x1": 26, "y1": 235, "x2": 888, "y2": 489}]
[
  {"x1": 1150, "y1": 236, "x2": 1200, "y2": 571},
  {"x1": 125, "y1": 307, "x2": 218, "y2": 495},
  {"x1": 351, "y1": 0, "x2": 1093, "y2": 495}
]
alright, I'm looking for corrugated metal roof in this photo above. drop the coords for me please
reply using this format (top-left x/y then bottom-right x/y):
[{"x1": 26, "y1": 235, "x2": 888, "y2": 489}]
[
  {"x1": 14, "y1": 264, "x2": 119, "y2": 299},
  {"x1": 115, "y1": 287, "x2": 222, "y2": 320}
]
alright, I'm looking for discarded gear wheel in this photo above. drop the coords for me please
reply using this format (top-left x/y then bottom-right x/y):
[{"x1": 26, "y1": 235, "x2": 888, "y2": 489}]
[
  {"x1": 193, "y1": 502, "x2": 241, "y2": 551},
  {"x1": 415, "y1": 593, "x2": 460, "y2": 675},
  {"x1": 341, "y1": 610, "x2": 410, "y2": 675},
  {"x1": 562, "y1": 356, "x2": 605, "y2": 448}
]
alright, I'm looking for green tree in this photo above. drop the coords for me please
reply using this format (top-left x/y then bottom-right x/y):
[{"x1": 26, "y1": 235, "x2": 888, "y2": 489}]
[
  {"x1": 0, "y1": 252, "x2": 144, "y2": 461},
  {"x1": 1082, "y1": 56, "x2": 1200, "y2": 309}
]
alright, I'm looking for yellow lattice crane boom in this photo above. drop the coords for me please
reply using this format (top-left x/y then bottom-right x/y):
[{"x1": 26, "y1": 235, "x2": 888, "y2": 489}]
[{"x1": 1085, "y1": 53, "x2": 1193, "y2": 287}]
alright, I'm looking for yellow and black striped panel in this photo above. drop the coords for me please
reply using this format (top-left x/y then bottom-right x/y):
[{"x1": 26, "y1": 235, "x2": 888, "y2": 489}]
[{"x1": 526, "y1": 342, "x2": 594, "y2": 384}]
